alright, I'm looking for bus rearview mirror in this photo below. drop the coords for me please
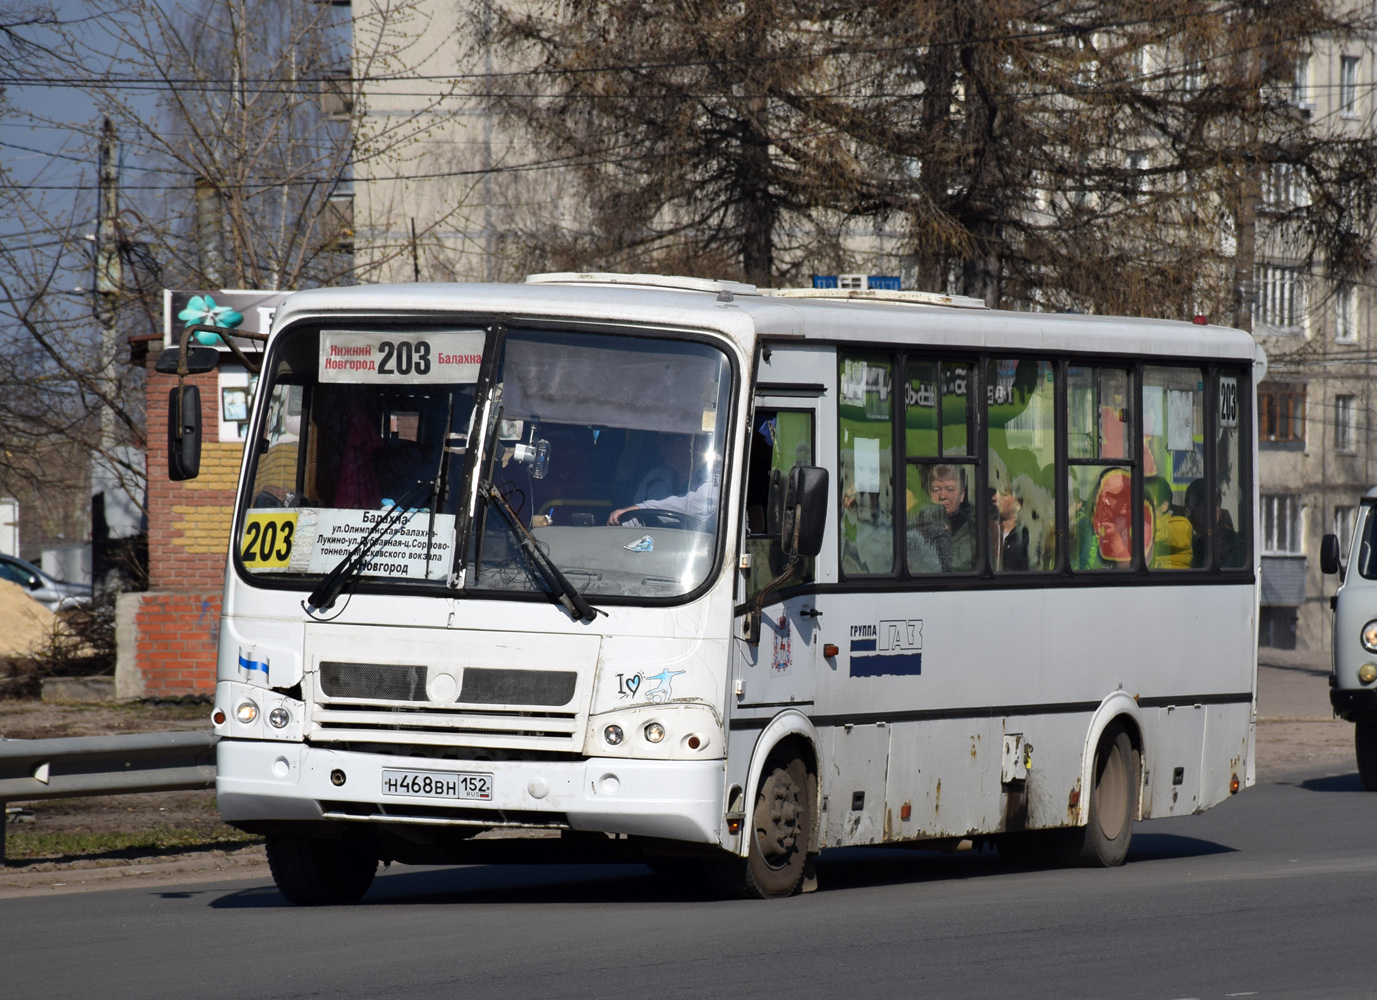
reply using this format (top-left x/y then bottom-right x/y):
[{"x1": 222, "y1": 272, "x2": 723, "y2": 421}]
[
  {"x1": 781, "y1": 465, "x2": 828, "y2": 558},
  {"x1": 154, "y1": 345, "x2": 220, "y2": 375},
  {"x1": 1320, "y1": 533, "x2": 1342, "y2": 577},
  {"x1": 167, "y1": 385, "x2": 203, "y2": 481}
]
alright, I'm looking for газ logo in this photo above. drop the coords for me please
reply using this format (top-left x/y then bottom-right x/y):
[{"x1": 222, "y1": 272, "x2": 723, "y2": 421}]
[{"x1": 849, "y1": 619, "x2": 923, "y2": 677}]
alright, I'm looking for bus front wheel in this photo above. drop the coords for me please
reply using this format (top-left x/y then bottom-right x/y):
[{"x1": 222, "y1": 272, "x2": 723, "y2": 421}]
[
  {"x1": 1055, "y1": 724, "x2": 1138, "y2": 867},
  {"x1": 1355, "y1": 722, "x2": 1377, "y2": 790},
  {"x1": 266, "y1": 835, "x2": 379, "y2": 906},
  {"x1": 705, "y1": 754, "x2": 811, "y2": 899}
]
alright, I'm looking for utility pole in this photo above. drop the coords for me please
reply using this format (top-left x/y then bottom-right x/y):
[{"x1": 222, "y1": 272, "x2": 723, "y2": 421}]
[{"x1": 94, "y1": 117, "x2": 122, "y2": 457}]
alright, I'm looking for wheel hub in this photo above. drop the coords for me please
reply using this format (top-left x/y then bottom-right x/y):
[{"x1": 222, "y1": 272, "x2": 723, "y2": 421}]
[{"x1": 754, "y1": 768, "x2": 801, "y2": 865}]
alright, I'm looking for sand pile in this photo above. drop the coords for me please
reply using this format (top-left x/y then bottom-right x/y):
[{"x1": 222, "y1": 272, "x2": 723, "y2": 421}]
[{"x1": 0, "y1": 579, "x2": 57, "y2": 658}]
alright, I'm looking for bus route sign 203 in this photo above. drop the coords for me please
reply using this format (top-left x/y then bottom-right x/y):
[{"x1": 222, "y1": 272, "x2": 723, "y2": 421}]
[{"x1": 319, "y1": 330, "x2": 485, "y2": 384}]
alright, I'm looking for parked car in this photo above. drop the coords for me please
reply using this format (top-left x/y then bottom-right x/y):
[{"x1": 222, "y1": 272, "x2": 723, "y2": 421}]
[{"x1": 0, "y1": 554, "x2": 93, "y2": 612}]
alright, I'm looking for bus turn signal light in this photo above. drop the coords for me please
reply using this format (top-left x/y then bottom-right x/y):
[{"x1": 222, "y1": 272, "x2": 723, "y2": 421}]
[
  {"x1": 1230, "y1": 773, "x2": 1240, "y2": 795},
  {"x1": 823, "y1": 643, "x2": 839, "y2": 658}
]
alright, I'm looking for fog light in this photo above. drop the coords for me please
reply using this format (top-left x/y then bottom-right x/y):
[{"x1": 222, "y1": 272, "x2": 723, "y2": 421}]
[
  {"x1": 1360, "y1": 663, "x2": 1377, "y2": 685},
  {"x1": 644, "y1": 722, "x2": 666, "y2": 743},
  {"x1": 330, "y1": 769, "x2": 346, "y2": 786},
  {"x1": 604, "y1": 725, "x2": 624, "y2": 746},
  {"x1": 268, "y1": 707, "x2": 290, "y2": 729},
  {"x1": 235, "y1": 700, "x2": 259, "y2": 724},
  {"x1": 1362, "y1": 621, "x2": 1377, "y2": 653},
  {"x1": 212, "y1": 708, "x2": 226, "y2": 726}
]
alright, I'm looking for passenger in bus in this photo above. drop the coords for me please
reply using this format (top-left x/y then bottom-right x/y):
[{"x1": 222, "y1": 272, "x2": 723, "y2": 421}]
[
  {"x1": 1186, "y1": 478, "x2": 1245, "y2": 568},
  {"x1": 927, "y1": 465, "x2": 976, "y2": 571},
  {"x1": 993, "y1": 484, "x2": 1029, "y2": 571},
  {"x1": 906, "y1": 496, "x2": 952, "y2": 573},
  {"x1": 1091, "y1": 467, "x2": 1135, "y2": 569},
  {"x1": 1146, "y1": 476, "x2": 1192, "y2": 569}
]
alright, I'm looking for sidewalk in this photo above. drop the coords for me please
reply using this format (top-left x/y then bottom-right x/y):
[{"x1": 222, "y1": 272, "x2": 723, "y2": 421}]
[{"x1": 1257, "y1": 647, "x2": 1332, "y2": 721}]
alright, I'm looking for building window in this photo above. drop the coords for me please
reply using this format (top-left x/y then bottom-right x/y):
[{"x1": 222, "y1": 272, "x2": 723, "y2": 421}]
[
  {"x1": 1262, "y1": 164, "x2": 1300, "y2": 211},
  {"x1": 1261, "y1": 494, "x2": 1303, "y2": 554},
  {"x1": 1253, "y1": 263, "x2": 1305, "y2": 330},
  {"x1": 1336, "y1": 505, "x2": 1357, "y2": 553},
  {"x1": 1336, "y1": 283, "x2": 1357, "y2": 342},
  {"x1": 1341, "y1": 56, "x2": 1359, "y2": 117},
  {"x1": 1293, "y1": 54, "x2": 1312, "y2": 110},
  {"x1": 1258, "y1": 382, "x2": 1306, "y2": 443},
  {"x1": 1337, "y1": 394, "x2": 1357, "y2": 452}
]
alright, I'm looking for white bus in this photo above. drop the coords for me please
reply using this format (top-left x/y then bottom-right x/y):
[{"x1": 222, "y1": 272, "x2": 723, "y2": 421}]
[{"x1": 163, "y1": 273, "x2": 1261, "y2": 904}]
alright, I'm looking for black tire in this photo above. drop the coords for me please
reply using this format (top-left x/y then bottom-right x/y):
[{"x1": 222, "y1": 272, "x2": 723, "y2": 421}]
[
  {"x1": 704, "y1": 755, "x2": 811, "y2": 899},
  {"x1": 1355, "y1": 722, "x2": 1377, "y2": 791},
  {"x1": 266, "y1": 835, "x2": 378, "y2": 906},
  {"x1": 1054, "y1": 724, "x2": 1138, "y2": 867}
]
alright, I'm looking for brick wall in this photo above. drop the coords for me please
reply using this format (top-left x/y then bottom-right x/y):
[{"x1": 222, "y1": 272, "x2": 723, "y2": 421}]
[{"x1": 118, "y1": 362, "x2": 244, "y2": 698}]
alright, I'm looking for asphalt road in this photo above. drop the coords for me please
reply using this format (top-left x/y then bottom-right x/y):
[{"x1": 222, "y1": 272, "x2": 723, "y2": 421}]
[{"x1": 1, "y1": 749, "x2": 1373, "y2": 1000}]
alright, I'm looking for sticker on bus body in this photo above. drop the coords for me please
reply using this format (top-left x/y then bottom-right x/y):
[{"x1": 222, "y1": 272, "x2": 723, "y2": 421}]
[{"x1": 848, "y1": 619, "x2": 923, "y2": 677}]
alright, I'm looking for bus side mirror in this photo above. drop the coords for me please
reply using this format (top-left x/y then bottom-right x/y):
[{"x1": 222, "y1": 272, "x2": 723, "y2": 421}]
[
  {"x1": 780, "y1": 465, "x2": 829, "y2": 558},
  {"x1": 1320, "y1": 533, "x2": 1342, "y2": 576},
  {"x1": 167, "y1": 385, "x2": 203, "y2": 481}
]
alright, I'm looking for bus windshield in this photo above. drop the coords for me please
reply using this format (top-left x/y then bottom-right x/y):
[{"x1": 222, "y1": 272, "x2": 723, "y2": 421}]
[{"x1": 239, "y1": 324, "x2": 732, "y2": 603}]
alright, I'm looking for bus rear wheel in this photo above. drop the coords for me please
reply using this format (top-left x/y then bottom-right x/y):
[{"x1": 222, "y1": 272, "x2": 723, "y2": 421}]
[
  {"x1": 1055, "y1": 724, "x2": 1138, "y2": 867},
  {"x1": 266, "y1": 835, "x2": 379, "y2": 906},
  {"x1": 1355, "y1": 722, "x2": 1377, "y2": 791},
  {"x1": 705, "y1": 755, "x2": 811, "y2": 899}
]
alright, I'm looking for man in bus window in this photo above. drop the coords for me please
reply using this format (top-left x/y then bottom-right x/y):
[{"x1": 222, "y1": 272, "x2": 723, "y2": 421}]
[
  {"x1": 608, "y1": 433, "x2": 719, "y2": 527},
  {"x1": 928, "y1": 465, "x2": 976, "y2": 571}
]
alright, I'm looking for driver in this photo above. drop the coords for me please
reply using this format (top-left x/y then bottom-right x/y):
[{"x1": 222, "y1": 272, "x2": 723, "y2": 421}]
[{"x1": 607, "y1": 432, "x2": 719, "y2": 526}]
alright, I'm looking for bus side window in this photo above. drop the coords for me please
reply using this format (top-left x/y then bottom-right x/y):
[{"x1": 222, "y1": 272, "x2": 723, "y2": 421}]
[
  {"x1": 1068, "y1": 366, "x2": 1136, "y2": 570},
  {"x1": 904, "y1": 358, "x2": 978, "y2": 574},
  {"x1": 1142, "y1": 366, "x2": 1203, "y2": 570},
  {"x1": 986, "y1": 358, "x2": 1056, "y2": 572},
  {"x1": 839, "y1": 354, "x2": 895, "y2": 576},
  {"x1": 743, "y1": 409, "x2": 814, "y2": 601}
]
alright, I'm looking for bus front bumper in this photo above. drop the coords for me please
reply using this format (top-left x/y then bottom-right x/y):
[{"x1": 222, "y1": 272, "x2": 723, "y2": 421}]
[{"x1": 216, "y1": 739, "x2": 726, "y2": 846}]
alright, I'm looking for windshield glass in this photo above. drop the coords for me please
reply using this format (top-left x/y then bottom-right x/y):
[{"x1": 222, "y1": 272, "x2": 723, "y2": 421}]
[
  {"x1": 237, "y1": 323, "x2": 733, "y2": 602},
  {"x1": 239, "y1": 326, "x2": 481, "y2": 584},
  {"x1": 471, "y1": 329, "x2": 731, "y2": 600}
]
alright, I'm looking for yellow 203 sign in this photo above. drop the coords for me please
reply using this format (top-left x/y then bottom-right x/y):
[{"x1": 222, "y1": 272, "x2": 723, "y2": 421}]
[{"x1": 241, "y1": 511, "x2": 298, "y2": 569}]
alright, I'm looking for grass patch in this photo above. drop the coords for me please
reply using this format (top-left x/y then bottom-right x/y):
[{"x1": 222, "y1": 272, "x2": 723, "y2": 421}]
[{"x1": 5, "y1": 826, "x2": 263, "y2": 862}]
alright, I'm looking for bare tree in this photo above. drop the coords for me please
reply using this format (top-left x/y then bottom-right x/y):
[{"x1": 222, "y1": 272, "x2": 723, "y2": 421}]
[{"x1": 481, "y1": 0, "x2": 1377, "y2": 318}]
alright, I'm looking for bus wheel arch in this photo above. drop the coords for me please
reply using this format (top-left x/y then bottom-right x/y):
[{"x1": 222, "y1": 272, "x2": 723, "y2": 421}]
[
  {"x1": 707, "y1": 711, "x2": 819, "y2": 898},
  {"x1": 1058, "y1": 697, "x2": 1143, "y2": 867},
  {"x1": 1074, "y1": 694, "x2": 1144, "y2": 827},
  {"x1": 741, "y1": 711, "x2": 822, "y2": 857}
]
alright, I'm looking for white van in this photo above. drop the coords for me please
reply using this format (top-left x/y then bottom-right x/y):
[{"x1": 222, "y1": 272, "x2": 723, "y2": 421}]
[{"x1": 1322, "y1": 488, "x2": 1377, "y2": 788}]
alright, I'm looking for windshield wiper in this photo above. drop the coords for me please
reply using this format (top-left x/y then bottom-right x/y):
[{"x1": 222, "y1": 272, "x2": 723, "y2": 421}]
[
  {"x1": 304, "y1": 479, "x2": 433, "y2": 616},
  {"x1": 478, "y1": 481, "x2": 602, "y2": 623}
]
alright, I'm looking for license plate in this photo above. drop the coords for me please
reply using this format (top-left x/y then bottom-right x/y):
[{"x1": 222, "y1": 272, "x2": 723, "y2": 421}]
[{"x1": 381, "y1": 768, "x2": 493, "y2": 801}]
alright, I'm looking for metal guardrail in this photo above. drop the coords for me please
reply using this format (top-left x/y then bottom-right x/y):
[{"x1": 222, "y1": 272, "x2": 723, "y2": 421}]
[{"x1": 0, "y1": 731, "x2": 218, "y2": 863}]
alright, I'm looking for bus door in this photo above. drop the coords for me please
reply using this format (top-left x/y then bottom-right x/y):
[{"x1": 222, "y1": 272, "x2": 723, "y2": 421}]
[{"x1": 734, "y1": 354, "x2": 835, "y2": 710}]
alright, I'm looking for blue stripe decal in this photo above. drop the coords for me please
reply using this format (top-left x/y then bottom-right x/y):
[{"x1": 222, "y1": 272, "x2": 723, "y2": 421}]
[
  {"x1": 849, "y1": 638, "x2": 877, "y2": 652},
  {"x1": 849, "y1": 652, "x2": 923, "y2": 677},
  {"x1": 239, "y1": 654, "x2": 269, "y2": 678}
]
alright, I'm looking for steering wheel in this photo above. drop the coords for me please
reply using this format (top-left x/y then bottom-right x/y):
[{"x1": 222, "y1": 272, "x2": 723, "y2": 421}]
[{"x1": 626, "y1": 508, "x2": 710, "y2": 532}]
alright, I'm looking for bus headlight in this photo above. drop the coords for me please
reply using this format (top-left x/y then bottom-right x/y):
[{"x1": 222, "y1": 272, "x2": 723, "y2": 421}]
[
  {"x1": 1362, "y1": 621, "x2": 1377, "y2": 653},
  {"x1": 644, "y1": 722, "x2": 666, "y2": 743},
  {"x1": 604, "y1": 725, "x2": 624, "y2": 746},
  {"x1": 1360, "y1": 663, "x2": 1377, "y2": 685},
  {"x1": 235, "y1": 700, "x2": 259, "y2": 724},
  {"x1": 268, "y1": 707, "x2": 291, "y2": 728}
]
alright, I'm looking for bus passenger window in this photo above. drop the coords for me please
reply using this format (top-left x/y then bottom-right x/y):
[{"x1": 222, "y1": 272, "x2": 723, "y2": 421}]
[
  {"x1": 1068, "y1": 366, "x2": 1138, "y2": 570},
  {"x1": 840, "y1": 354, "x2": 895, "y2": 576},
  {"x1": 743, "y1": 410, "x2": 815, "y2": 602},
  {"x1": 1214, "y1": 369, "x2": 1249, "y2": 569},
  {"x1": 987, "y1": 358, "x2": 1056, "y2": 572},
  {"x1": 904, "y1": 359, "x2": 977, "y2": 574},
  {"x1": 1142, "y1": 367, "x2": 1203, "y2": 570}
]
